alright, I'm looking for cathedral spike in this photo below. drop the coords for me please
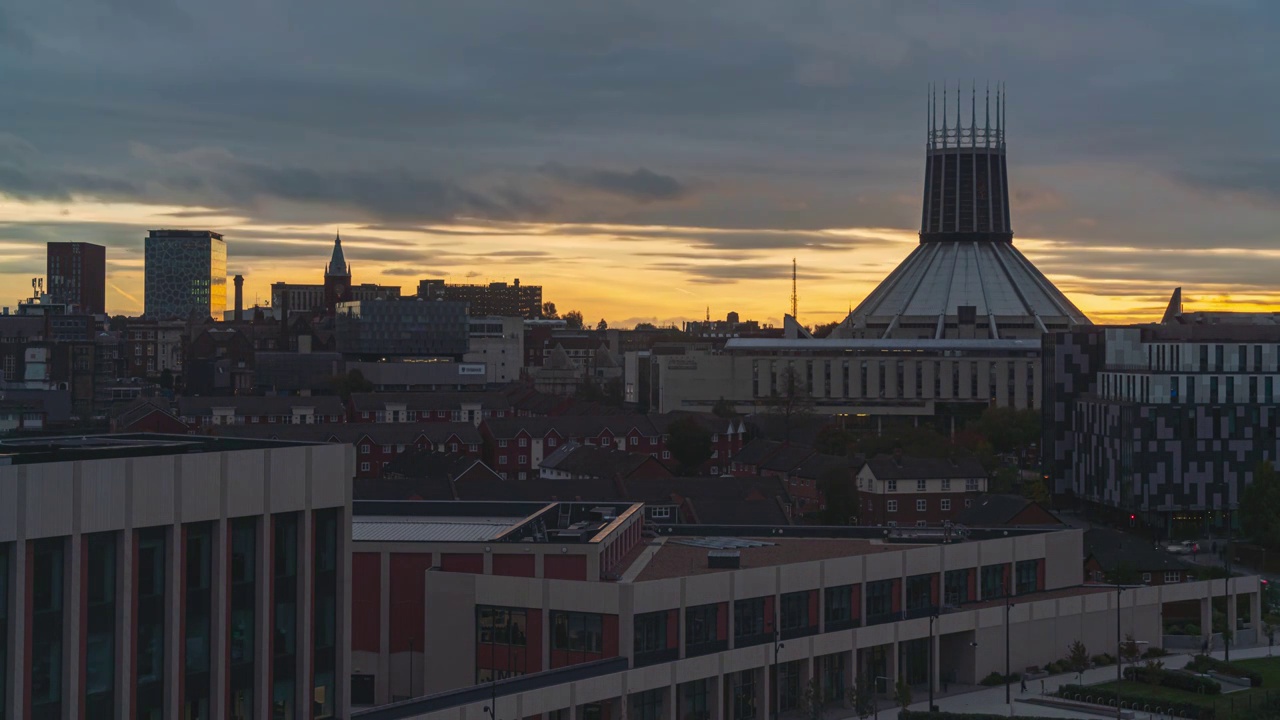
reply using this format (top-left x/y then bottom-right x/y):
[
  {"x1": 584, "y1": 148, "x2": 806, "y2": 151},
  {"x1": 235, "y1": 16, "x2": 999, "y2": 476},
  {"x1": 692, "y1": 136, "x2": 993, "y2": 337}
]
[
  {"x1": 984, "y1": 82, "x2": 991, "y2": 148},
  {"x1": 970, "y1": 80, "x2": 976, "y2": 141},
  {"x1": 955, "y1": 80, "x2": 961, "y2": 138},
  {"x1": 942, "y1": 83, "x2": 948, "y2": 147}
]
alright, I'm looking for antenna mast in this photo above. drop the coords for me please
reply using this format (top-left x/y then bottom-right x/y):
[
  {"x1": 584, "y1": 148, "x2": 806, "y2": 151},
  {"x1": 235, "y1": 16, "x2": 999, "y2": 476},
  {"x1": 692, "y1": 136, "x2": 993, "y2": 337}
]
[{"x1": 790, "y1": 258, "x2": 798, "y2": 319}]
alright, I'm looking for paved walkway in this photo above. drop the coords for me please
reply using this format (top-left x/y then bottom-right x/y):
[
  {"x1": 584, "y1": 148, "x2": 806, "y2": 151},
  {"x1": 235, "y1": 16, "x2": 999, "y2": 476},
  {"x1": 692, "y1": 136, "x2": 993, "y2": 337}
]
[{"x1": 811, "y1": 644, "x2": 1280, "y2": 720}]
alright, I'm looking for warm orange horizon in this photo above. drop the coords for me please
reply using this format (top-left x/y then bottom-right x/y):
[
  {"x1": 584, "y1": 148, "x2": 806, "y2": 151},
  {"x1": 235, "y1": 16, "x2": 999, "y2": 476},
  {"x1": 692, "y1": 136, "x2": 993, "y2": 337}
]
[{"x1": 0, "y1": 197, "x2": 1275, "y2": 328}]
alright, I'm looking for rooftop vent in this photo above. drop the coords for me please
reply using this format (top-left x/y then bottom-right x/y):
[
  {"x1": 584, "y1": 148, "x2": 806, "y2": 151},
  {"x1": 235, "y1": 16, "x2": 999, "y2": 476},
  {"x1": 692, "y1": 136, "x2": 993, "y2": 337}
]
[{"x1": 708, "y1": 550, "x2": 741, "y2": 569}]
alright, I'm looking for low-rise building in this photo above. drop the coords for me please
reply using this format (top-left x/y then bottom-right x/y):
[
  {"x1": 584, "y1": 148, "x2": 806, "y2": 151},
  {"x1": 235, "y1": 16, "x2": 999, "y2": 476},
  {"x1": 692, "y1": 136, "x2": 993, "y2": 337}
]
[
  {"x1": 856, "y1": 454, "x2": 988, "y2": 526},
  {"x1": 539, "y1": 441, "x2": 673, "y2": 482},
  {"x1": 1083, "y1": 527, "x2": 1197, "y2": 586},
  {"x1": 350, "y1": 392, "x2": 514, "y2": 425},
  {"x1": 178, "y1": 394, "x2": 347, "y2": 427}
]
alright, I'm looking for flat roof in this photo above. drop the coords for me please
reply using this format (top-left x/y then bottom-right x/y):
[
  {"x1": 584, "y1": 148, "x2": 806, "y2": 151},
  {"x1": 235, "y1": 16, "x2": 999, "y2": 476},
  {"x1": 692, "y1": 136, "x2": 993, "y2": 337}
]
[
  {"x1": 723, "y1": 338, "x2": 1040, "y2": 351},
  {"x1": 0, "y1": 433, "x2": 326, "y2": 465},
  {"x1": 353, "y1": 517, "x2": 517, "y2": 543},
  {"x1": 633, "y1": 537, "x2": 921, "y2": 581}
]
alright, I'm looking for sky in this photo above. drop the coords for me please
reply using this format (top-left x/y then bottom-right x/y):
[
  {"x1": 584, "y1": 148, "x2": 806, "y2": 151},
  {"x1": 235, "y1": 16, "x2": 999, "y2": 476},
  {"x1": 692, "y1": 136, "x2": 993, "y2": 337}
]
[{"x1": 1, "y1": 1, "x2": 1278, "y2": 328}]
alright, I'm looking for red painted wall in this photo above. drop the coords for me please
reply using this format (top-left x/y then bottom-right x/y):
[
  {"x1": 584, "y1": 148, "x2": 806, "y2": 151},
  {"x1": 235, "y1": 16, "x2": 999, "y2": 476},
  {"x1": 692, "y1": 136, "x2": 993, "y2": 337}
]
[
  {"x1": 389, "y1": 553, "x2": 434, "y2": 653},
  {"x1": 716, "y1": 602, "x2": 729, "y2": 639},
  {"x1": 850, "y1": 584, "x2": 861, "y2": 624},
  {"x1": 603, "y1": 615, "x2": 620, "y2": 657},
  {"x1": 544, "y1": 554, "x2": 587, "y2": 580},
  {"x1": 807, "y1": 591, "x2": 819, "y2": 628},
  {"x1": 1036, "y1": 558, "x2": 1046, "y2": 591},
  {"x1": 929, "y1": 574, "x2": 939, "y2": 606},
  {"x1": 763, "y1": 596, "x2": 776, "y2": 634},
  {"x1": 352, "y1": 553, "x2": 381, "y2": 653},
  {"x1": 526, "y1": 609, "x2": 543, "y2": 673},
  {"x1": 967, "y1": 569, "x2": 977, "y2": 602},
  {"x1": 890, "y1": 579, "x2": 902, "y2": 614},
  {"x1": 666, "y1": 609, "x2": 679, "y2": 649},
  {"x1": 441, "y1": 553, "x2": 484, "y2": 574},
  {"x1": 492, "y1": 554, "x2": 536, "y2": 577}
]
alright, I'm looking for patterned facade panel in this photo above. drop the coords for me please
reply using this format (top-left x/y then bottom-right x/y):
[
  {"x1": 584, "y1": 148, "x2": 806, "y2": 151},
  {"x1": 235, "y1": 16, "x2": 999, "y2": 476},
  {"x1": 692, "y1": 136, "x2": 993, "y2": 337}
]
[{"x1": 144, "y1": 231, "x2": 226, "y2": 319}]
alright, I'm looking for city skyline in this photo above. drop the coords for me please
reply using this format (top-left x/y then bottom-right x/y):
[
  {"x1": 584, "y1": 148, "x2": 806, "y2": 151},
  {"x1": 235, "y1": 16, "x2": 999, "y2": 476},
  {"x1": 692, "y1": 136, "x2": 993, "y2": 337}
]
[{"x1": 1, "y1": 2, "x2": 1278, "y2": 325}]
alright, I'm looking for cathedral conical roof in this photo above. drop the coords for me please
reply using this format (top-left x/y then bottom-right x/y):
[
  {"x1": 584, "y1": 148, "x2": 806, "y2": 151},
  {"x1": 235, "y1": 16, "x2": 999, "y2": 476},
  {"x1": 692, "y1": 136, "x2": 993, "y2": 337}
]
[
  {"x1": 836, "y1": 82, "x2": 1089, "y2": 340},
  {"x1": 326, "y1": 231, "x2": 350, "y2": 277}
]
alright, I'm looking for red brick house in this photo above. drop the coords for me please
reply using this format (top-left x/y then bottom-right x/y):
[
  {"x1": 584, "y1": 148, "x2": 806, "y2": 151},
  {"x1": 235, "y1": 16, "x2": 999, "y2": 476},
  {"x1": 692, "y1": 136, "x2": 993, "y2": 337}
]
[
  {"x1": 952, "y1": 494, "x2": 1064, "y2": 528},
  {"x1": 1083, "y1": 527, "x2": 1195, "y2": 586},
  {"x1": 856, "y1": 454, "x2": 988, "y2": 526},
  {"x1": 349, "y1": 391, "x2": 514, "y2": 424}
]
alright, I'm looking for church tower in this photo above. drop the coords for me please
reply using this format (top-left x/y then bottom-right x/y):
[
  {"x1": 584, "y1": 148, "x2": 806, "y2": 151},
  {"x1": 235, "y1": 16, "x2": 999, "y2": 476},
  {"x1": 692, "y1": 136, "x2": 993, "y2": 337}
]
[{"x1": 323, "y1": 230, "x2": 352, "y2": 312}]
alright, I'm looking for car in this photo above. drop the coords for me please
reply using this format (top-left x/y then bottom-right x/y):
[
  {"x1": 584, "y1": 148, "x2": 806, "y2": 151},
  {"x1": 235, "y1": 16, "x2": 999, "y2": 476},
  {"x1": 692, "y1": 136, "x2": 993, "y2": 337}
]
[{"x1": 1167, "y1": 541, "x2": 1199, "y2": 555}]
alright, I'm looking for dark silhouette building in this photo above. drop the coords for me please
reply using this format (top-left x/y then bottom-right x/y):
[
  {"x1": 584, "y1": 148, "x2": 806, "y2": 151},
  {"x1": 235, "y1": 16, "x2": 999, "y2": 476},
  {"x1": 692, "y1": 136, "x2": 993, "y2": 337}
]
[
  {"x1": 271, "y1": 232, "x2": 400, "y2": 316},
  {"x1": 46, "y1": 241, "x2": 106, "y2": 314},
  {"x1": 417, "y1": 278, "x2": 542, "y2": 318},
  {"x1": 324, "y1": 230, "x2": 352, "y2": 310}
]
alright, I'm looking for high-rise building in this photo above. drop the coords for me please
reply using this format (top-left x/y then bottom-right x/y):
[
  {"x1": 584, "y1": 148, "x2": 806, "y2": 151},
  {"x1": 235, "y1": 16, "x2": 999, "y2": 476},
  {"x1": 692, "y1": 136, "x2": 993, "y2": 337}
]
[
  {"x1": 144, "y1": 229, "x2": 227, "y2": 319},
  {"x1": 0, "y1": 433, "x2": 352, "y2": 719},
  {"x1": 417, "y1": 278, "x2": 543, "y2": 319},
  {"x1": 46, "y1": 241, "x2": 106, "y2": 314},
  {"x1": 334, "y1": 298, "x2": 469, "y2": 358},
  {"x1": 1044, "y1": 288, "x2": 1280, "y2": 538}
]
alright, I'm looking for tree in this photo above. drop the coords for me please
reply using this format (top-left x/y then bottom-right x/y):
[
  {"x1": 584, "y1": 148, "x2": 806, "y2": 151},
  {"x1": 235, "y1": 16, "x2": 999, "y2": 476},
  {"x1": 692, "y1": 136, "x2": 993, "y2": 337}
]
[
  {"x1": 764, "y1": 364, "x2": 814, "y2": 442},
  {"x1": 818, "y1": 467, "x2": 858, "y2": 525},
  {"x1": 666, "y1": 416, "x2": 713, "y2": 474},
  {"x1": 542, "y1": 302, "x2": 559, "y2": 318},
  {"x1": 1120, "y1": 633, "x2": 1142, "y2": 667},
  {"x1": 596, "y1": 318, "x2": 608, "y2": 331},
  {"x1": 564, "y1": 310, "x2": 584, "y2": 329},
  {"x1": 330, "y1": 369, "x2": 373, "y2": 402},
  {"x1": 814, "y1": 424, "x2": 856, "y2": 456},
  {"x1": 800, "y1": 677, "x2": 823, "y2": 720},
  {"x1": 1243, "y1": 462, "x2": 1280, "y2": 549},
  {"x1": 1067, "y1": 640, "x2": 1090, "y2": 683},
  {"x1": 850, "y1": 680, "x2": 874, "y2": 720},
  {"x1": 894, "y1": 679, "x2": 912, "y2": 716},
  {"x1": 711, "y1": 396, "x2": 738, "y2": 419},
  {"x1": 158, "y1": 368, "x2": 174, "y2": 391},
  {"x1": 1022, "y1": 475, "x2": 1051, "y2": 505},
  {"x1": 634, "y1": 322, "x2": 658, "y2": 331},
  {"x1": 1104, "y1": 561, "x2": 1142, "y2": 586}
]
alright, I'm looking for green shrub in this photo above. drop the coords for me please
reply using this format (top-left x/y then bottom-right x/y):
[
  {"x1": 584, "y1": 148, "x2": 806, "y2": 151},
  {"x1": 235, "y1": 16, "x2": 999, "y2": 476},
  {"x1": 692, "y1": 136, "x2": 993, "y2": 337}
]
[
  {"x1": 1142, "y1": 647, "x2": 1170, "y2": 658},
  {"x1": 1122, "y1": 666, "x2": 1221, "y2": 695},
  {"x1": 979, "y1": 671, "x2": 1021, "y2": 686},
  {"x1": 1091, "y1": 653, "x2": 1115, "y2": 666},
  {"x1": 1186, "y1": 655, "x2": 1263, "y2": 687},
  {"x1": 1055, "y1": 684, "x2": 1212, "y2": 720}
]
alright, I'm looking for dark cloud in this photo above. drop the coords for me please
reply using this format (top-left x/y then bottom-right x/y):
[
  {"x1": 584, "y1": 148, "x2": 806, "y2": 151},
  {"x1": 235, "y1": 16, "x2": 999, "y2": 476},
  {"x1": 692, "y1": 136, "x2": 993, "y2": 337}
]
[
  {"x1": 647, "y1": 261, "x2": 834, "y2": 283},
  {"x1": 539, "y1": 162, "x2": 688, "y2": 203}
]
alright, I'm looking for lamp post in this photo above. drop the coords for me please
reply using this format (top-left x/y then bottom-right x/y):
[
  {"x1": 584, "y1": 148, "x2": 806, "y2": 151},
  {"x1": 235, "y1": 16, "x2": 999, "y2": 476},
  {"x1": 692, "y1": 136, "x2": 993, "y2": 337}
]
[
  {"x1": 1116, "y1": 583, "x2": 1123, "y2": 720},
  {"x1": 873, "y1": 676, "x2": 890, "y2": 720},
  {"x1": 928, "y1": 612, "x2": 938, "y2": 711},
  {"x1": 1005, "y1": 601, "x2": 1013, "y2": 714}
]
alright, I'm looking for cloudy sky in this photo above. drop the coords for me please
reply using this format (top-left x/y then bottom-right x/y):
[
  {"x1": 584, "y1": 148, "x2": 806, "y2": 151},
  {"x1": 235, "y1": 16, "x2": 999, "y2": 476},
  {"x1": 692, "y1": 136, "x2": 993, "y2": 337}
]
[{"x1": 1, "y1": 0, "x2": 1277, "y2": 326}]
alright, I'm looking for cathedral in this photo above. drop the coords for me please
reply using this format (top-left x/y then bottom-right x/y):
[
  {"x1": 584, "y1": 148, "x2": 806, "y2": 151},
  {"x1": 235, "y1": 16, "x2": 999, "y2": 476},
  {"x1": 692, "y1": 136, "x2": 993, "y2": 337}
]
[{"x1": 270, "y1": 232, "x2": 402, "y2": 316}]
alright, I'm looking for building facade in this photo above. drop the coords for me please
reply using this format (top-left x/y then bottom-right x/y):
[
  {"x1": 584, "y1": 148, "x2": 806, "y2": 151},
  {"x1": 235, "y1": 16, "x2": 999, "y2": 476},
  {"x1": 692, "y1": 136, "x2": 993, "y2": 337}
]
[
  {"x1": 350, "y1": 518, "x2": 1259, "y2": 720},
  {"x1": 417, "y1": 279, "x2": 543, "y2": 319},
  {"x1": 271, "y1": 233, "x2": 402, "y2": 316},
  {"x1": 1045, "y1": 317, "x2": 1280, "y2": 539},
  {"x1": 144, "y1": 230, "x2": 227, "y2": 319},
  {"x1": 46, "y1": 242, "x2": 106, "y2": 315},
  {"x1": 0, "y1": 433, "x2": 352, "y2": 719},
  {"x1": 855, "y1": 455, "x2": 988, "y2": 526},
  {"x1": 465, "y1": 317, "x2": 525, "y2": 384},
  {"x1": 335, "y1": 299, "x2": 469, "y2": 358}
]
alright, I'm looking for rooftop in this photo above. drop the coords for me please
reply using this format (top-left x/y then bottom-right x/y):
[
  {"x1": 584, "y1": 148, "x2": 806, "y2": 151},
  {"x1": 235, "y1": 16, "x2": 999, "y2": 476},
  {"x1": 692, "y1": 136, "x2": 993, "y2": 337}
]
[
  {"x1": 0, "y1": 433, "x2": 323, "y2": 465},
  {"x1": 352, "y1": 500, "x2": 644, "y2": 545},
  {"x1": 634, "y1": 536, "x2": 918, "y2": 581}
]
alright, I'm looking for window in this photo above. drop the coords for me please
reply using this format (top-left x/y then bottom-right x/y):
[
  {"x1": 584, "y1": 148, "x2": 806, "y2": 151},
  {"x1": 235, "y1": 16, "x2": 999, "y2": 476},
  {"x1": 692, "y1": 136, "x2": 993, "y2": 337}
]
[
  {"x1": 518, "y1": 437, "x2": 528, "y2": 447},
  {"x1": 944, "y1": 569, "x2": 971, "y2": 606},
  {"x1": 633, "y1": 612, "x2": 668, "y2": 654},
  {"x1": 887, "y1": 500, "x2": 897, "y2": 513},
  {"x1": 965, "y1": 499, "x2": 972, "y2": 507},
  {"x1": 632, "y1": 689, "x2": 664, "y2": 720},
  {"x1": 518, "y1": 455, "x2": 528, "y2": 464},
  {"x1": 662, "y1": 451, "x2": 671, "y2": 460},
  {"x1": 551, "y1": 611, "x2": 603, "y2": 654},
  {"x1": 1141, "y1": 573, "x2": 1152, "y2": 583},
  {"x1": 734, "y1": 597, "x2": 767, "y2": 644},
  {"x1": 887, "y1": 480, "x2": 897, "y2": 492},
  {"x1": 1164, "y1": 571, "x2": 1180, "y2": 584},
  {"x1": 477, "y1": 606, "x2": 529, "y2": 682},
  {"x1": 450, "y1": 443, "x2": 459, "y2": 453},
  {"x1": 498, "y1": 439, "x2": 509, "y2": 448},
  {"x1": 360, "y1": 444, "x2": 370, "y2": 454},
  {"x1": 1015, "y1": 560, "x2": 1039, "y2": 594},
  {"x1": 650, "y1": 507, "x2": 671, "y2": 520},
  {"x1": 905, "y1": 574, "x2": 933, "y2": 611},
  {"x1": 916, "y1": 520, "x2": 927, "y2": 527},
  {"x1": 547, "y1": 438, "x2": 557, "y2": 447},
  {"x1": 865, "y1": 580, "x2": 893, "y2": 622},
  {"x1": 824, "y1": 585, "x2": 853, "y2": 626},
  {"x1": 499, "y1": 456, "x2": 507, "y2": 465},
  {"x1": 940, "y1": 499, "x2": 951, "y2": 512},
  {"x1": 981, "y1": 564, "x2": 1006, "y2": 598},
  {"x1": 916, "y1": 499, "x2": 927, "y2": 512},
  {"x1": 629, "y1": 436, "x2": 638, "y2": 446},
  {"x1": 381, "y1": 445, "x2": 391, "y2": 454},
  {"x1": 941, "y1": 479, "x2": 951, "y2": 491},
  {"x1": 965, "y1": 479, "x2": 979, "y2": 492},
  {"x1": 779, "y1": 591, "x2": 811, "y2": 634},
  {"x1": 685, "y1": 604, "x2": 720, "y2": 649},
  {"x1": 916, "y1": 480, "x2": 927, "y2": 491},
  {"x1": 359, "y1": 462, "x2": 370, "y2": 472}
]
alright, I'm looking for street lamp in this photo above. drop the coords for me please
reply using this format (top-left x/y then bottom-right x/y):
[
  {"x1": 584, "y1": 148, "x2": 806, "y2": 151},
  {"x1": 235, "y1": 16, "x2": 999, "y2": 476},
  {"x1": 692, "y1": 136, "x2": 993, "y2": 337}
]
[
  {"x1": 774, "y1": 631, "x2": 784, "y2": 720},
  {"x1": 1115, "y1": 583, "x2": 1124, "y2": 720},
  {"x1": 1005, "y1": 601, "x2": 1014, "y2": 715},
  {"x1": 873, "y1": 676, "x2": 890, "y2": 720},
  {"x1": 928, "y1": 612, "x2": 939, "y2": 711}
]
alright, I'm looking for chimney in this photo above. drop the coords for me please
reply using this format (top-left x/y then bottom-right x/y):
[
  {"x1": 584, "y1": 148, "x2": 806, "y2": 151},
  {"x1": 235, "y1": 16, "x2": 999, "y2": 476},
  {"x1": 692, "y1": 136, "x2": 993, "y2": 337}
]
[{"x1": 233, "y1": 275, "x2": 244, "y2": 320}]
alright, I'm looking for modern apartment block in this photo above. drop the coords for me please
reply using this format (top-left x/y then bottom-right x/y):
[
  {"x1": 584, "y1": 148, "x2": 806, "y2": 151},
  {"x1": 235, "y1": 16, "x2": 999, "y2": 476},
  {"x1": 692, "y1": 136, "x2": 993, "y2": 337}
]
[
  {"x1": 144, "y1": 230, "x2": 228, "y2": 319},
  {"x1": 1044, "y1": 292, "x2": 1280, "y2": 538},
  {"x1": 0, "y1": 433, "x2": 352, "y2": 720},
  {"x1": 334, "y1": 298, "x2": 469, "y2": 358},
  {"x1": 46, "y1": 242, "x2": 106, "y2": 315},
  {"x1": 351, "y1": 513, "x2": 1259, "y2": 720}
]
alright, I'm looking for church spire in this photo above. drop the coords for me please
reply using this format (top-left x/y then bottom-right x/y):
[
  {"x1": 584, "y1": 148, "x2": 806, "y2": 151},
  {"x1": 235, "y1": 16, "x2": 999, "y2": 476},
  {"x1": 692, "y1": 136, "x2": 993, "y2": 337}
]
[{"x1": 326, "y1": 228, "x2": 350, "y2": 277}]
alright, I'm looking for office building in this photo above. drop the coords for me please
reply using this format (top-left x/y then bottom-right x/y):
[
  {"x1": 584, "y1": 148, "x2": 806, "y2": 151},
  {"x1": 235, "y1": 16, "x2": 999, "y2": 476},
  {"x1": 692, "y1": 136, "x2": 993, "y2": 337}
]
[
  {"x1": 349, "y1": 504, "x2": 1258, "y2": 720},
  {"x1": 465, "y1": 316, "x2": 525, "y2": 384},
  {"x1": 0, "y1": 433, "x2": 352, "y2": 719},
  {"x1": 1044, "y1": 288, "x2": 1280, "y2": 538},
  {"x1": 417, "y1": 278, "x2": 543, "y2": 319},
  {"x1": 144, "y1": 230, "x2": 227, "y2": 319},
  {"x1": 650, "y1": 86, "x2": 1088, "y2": 428},
  {"x1": 271, "y1": 233, "x2": 401, "y2": 316},
  {"x1": 334, "y1": 298, "x2": 469, "y2": 358},
  {"x1": 46, "y1": 242, "x2": 106, "y2": 314}
]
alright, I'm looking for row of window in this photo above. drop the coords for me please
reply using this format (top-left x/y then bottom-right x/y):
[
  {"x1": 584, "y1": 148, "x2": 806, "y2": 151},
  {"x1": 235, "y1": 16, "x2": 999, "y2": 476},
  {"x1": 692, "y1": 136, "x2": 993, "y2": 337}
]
[
  {"x1": 884, "y1": 478, "x2": 981, "y2": 492},
  {"x1": 360, "y1": 442, "x2": 476, "y2": 454},
  {"x1": 885, "y1": 498, "x2": 968, "y2": 513}
]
